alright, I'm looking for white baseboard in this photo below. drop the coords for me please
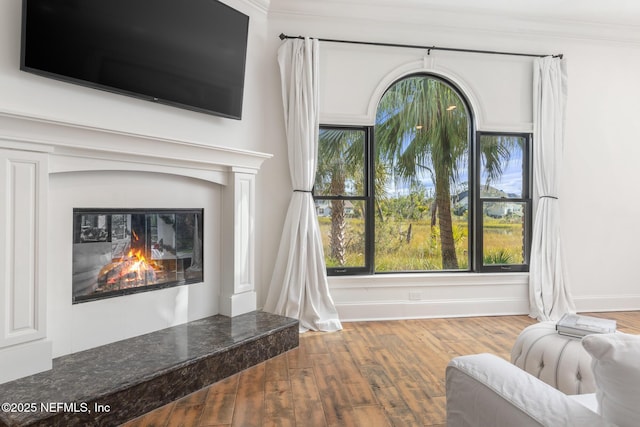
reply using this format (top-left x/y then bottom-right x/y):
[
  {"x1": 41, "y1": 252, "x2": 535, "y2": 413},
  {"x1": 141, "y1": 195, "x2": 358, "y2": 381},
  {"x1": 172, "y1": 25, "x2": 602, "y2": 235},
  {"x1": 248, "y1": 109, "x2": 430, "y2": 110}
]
[
  {"x1": 574, "y1": 294, "x2": 640, "y2": 313},
  {"x1": 336, "y1": 295, "x2": 640, "y2": 322},
  {"x1": 335, "y1": 294, "x2": 640, "y2": 322},
  {"x1": 336, "y1": 298, "x2": 530, "y2": 322}
]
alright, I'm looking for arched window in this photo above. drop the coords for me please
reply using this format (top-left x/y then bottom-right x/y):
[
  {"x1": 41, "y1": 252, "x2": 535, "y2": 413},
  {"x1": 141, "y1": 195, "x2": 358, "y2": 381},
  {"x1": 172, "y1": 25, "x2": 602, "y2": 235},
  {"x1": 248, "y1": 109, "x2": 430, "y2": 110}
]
[
  {"x1": 375, "y1": 74, "x2": 471, "y2": 271},
  {"x1": 315, "y1": 74, "x2": 531, "y2": 275}
]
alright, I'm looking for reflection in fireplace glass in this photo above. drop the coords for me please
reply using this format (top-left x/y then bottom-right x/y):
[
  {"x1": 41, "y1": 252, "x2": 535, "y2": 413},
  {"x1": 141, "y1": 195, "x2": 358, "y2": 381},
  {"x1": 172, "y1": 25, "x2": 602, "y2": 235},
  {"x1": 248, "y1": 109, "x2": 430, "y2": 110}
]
[
  {"x1": 79, "y1": 214, "x2": 109, "y2": 242},
  {"x1": 72, "y1": 209, "x2": 203, "y2": 303}
]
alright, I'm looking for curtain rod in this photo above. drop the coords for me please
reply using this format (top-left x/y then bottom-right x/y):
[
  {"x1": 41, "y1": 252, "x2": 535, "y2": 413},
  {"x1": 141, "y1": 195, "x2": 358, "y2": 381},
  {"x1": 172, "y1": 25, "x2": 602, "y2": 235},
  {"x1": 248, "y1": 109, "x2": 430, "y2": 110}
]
[{"x1": 279, "y1": 33, "x2": 563, "y2": 59}]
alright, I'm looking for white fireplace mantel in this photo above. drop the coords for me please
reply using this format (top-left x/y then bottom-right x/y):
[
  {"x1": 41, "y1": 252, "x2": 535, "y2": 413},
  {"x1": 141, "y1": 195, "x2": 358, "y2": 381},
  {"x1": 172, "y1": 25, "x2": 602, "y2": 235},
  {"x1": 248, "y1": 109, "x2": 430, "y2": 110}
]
[
  {"x1": 0, "y1": 111, "x2": 271, "y2": 181},
  {"x1": 0, "y1": 110, "x2": 272, "y2": 384}
]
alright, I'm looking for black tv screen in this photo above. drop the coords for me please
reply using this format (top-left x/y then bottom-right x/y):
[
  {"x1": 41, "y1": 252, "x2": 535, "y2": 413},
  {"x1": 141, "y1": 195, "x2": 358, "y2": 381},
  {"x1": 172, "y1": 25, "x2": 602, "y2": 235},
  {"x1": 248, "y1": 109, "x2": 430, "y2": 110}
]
[{"x1": 21, "y1": 0, "x2": 249, "y2": 120}]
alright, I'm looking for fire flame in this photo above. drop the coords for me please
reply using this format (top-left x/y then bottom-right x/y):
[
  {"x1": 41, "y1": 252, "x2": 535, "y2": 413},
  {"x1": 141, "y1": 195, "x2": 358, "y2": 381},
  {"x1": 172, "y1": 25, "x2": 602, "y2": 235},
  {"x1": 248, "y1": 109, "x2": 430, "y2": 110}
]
[
  {"x1": 99, "y1": 248, "x2": 160, "y2": 287},
  {"x1": 120, "y1": 249, "x2": 157, "y2": 284}
]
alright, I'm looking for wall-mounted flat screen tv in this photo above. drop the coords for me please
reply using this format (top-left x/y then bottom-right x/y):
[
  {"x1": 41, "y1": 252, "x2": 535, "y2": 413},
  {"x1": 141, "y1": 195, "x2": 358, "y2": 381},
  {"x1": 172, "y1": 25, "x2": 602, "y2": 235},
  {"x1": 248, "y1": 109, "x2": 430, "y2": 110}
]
[{"x1": 21, "y1": 0, "x2": 249, "y2": 120}]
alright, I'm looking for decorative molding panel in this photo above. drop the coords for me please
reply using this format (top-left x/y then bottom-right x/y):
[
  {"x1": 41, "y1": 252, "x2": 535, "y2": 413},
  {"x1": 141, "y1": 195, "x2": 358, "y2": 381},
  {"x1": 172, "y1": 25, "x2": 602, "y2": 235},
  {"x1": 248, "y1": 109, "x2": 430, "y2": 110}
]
[
  {"x1": 221, "y1": 169, "x2": 258, "y2": 316},
  {"x1": 0, "y1": 148, "x2": 52, "y2": 384},
  {"x1": 0, "y1": 149, "x2": 47, "y2": 348},
  {"x1": 235, "y1": 174, "x2": 254, "y2": 293}
]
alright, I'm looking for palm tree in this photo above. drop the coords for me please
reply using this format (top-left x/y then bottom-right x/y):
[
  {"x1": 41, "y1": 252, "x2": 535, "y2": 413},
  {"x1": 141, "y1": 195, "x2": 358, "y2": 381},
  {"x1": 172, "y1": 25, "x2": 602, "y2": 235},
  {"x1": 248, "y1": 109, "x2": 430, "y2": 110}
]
[
  {"x1": 317, "y1": 129, "x2": 394, "y2": 268},
  {"x1": 376, "y1": 75, "x2": 469, "y2": 269},
  {"x1": 478, "y1": 134, "x2": 522, "y2": 194},
  {"x1": 315, "y1": 129, "x2": 364, "y2": 265}
]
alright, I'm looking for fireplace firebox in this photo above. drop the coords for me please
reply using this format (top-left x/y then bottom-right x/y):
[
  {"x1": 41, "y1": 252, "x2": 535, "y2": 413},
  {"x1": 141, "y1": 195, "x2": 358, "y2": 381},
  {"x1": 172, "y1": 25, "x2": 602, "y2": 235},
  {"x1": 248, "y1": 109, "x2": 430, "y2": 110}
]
[{"x1": 72, "y1": 209, "x2": 204, "y2": 303}]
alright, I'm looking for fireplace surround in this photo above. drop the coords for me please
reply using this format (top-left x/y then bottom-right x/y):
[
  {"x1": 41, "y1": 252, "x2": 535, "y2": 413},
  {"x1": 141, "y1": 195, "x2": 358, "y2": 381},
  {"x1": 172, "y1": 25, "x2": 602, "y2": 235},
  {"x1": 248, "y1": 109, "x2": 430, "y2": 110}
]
[{"x1": 0, "y1": 110, "x2": 272, "y2": 384}]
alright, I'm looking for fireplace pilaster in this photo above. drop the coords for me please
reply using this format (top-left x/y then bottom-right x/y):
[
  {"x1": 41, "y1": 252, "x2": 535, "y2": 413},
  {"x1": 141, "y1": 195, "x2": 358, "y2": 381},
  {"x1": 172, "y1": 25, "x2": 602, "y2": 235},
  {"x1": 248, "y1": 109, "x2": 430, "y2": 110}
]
[
  {"x1": 0, "y1": 148, "x2": 51, "y2": 384},
  {"x1": 221, "y1": 168, "x2": 258, "y2": 317}
]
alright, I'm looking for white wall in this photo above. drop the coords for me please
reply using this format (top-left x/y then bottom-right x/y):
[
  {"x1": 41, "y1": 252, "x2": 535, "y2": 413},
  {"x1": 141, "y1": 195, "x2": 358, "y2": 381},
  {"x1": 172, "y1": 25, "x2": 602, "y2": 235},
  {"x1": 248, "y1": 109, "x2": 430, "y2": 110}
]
[
  {"x1": 267, "y1": 5, "x2": 640, "y2": 319},
  {"x1": 562, "y1": 45, "x2": 640, "y2": 311}
]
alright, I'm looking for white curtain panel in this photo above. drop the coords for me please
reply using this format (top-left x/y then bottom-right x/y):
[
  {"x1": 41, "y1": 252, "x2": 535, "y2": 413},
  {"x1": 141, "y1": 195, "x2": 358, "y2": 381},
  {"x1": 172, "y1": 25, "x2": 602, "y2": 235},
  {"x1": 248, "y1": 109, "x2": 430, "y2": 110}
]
[
  {"x1": 529, "y1": 56, "x2": 575, "y2": 321},
  {"x1": 264, "y1": 38, "x2": 343, "y2": 333}
]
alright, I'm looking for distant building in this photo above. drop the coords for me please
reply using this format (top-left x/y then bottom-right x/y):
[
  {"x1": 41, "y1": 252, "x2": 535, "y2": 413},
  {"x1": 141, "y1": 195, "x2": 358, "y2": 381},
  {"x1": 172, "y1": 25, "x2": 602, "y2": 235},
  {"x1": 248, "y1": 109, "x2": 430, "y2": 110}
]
[
  {"x1": 484, "y1": 202, "x2": 523, "y2": 218},
  {"x1": 315, "y1": 200, "x2": 355, "y2": 217},
  {"x1": 452, "y1": 187, "x2": 523, "y2": 218}
]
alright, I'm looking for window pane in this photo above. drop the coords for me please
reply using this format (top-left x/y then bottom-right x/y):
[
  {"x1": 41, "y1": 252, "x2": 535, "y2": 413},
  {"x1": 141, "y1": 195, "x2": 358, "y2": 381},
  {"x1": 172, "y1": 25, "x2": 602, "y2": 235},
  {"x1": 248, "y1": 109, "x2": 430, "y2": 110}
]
[
  {"x1": 375, "y1": 190, "x2": 469, "y2": 272},
  {"x1": 317, "y1": 199, "x2": 366, "y2": 269},
  {"x1": 482, "y1": 201, "x2": 526, "y2": 265},
  {"x1": 374, "y1": 76, "x2": 470, "y2": 272},
  {"x1": 479, "y1": 135, "x2": 525, "y2": 198},
  {"x1": 315, "y1": 129, "x2": 365, "y2": 197}
]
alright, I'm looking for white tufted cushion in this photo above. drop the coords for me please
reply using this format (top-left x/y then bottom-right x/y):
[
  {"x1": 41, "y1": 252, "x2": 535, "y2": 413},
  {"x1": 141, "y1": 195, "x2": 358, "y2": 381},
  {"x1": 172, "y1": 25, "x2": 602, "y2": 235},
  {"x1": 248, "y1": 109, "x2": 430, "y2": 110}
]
[{"x1": 511, "y1": 322, "x2": 595, "y2": 395}]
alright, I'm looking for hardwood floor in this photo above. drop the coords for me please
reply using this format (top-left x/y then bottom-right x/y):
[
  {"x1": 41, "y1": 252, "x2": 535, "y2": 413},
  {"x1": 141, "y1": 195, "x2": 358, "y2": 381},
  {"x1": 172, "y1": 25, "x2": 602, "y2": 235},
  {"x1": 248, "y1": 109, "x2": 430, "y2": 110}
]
[{"x1": 121, "y1": 311, "x2": 640, "y2": 427}]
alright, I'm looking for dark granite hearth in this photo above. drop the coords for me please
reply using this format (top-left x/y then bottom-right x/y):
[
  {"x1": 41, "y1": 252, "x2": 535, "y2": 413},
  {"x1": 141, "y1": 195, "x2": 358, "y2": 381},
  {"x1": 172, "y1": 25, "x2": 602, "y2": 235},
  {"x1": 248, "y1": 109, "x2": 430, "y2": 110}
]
[{"x1": 0, "y1": 311, "x2": 298, "y2": 427}]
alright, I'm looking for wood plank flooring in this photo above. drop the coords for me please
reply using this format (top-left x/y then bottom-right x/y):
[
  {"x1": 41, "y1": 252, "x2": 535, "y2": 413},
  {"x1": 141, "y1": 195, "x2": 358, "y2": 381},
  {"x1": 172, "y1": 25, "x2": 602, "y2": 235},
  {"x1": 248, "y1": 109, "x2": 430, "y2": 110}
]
[{"x1": 121, "y1": 311, "x2": 640, "y2": 427}]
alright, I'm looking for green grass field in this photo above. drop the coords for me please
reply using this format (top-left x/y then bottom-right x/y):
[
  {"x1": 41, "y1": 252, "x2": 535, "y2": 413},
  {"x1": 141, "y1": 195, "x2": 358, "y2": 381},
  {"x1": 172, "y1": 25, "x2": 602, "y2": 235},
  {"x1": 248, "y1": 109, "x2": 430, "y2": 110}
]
[{"x1": 318, "y1": 215, "x2": 524, "y2": 271}]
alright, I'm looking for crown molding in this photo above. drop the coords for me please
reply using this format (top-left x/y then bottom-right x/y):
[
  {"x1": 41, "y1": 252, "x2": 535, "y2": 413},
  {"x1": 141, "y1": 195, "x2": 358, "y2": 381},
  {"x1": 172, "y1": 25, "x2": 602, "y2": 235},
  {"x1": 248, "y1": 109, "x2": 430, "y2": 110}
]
[
  {"x1": 240, "y1": 0, "x2": 270, "y2": 14},
  {"x1": 268, "y1": 0, "x2": 640, "y2": 45}
]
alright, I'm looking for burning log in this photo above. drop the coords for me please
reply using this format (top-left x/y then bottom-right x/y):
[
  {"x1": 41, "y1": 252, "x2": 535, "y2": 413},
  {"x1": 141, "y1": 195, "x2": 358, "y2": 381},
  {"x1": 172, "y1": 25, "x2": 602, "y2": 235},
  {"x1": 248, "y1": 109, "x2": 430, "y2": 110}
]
[{"x1": 97, "y1": 249, "x2": 159, "y2": 291}]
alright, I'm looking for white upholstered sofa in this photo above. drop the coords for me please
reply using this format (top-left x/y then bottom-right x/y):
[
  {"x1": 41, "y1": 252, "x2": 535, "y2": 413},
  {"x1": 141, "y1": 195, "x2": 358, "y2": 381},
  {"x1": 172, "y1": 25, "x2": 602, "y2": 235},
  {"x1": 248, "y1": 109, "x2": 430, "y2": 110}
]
[{"x1": 446, "y1": 332, "x2": 640, "y2": 427}]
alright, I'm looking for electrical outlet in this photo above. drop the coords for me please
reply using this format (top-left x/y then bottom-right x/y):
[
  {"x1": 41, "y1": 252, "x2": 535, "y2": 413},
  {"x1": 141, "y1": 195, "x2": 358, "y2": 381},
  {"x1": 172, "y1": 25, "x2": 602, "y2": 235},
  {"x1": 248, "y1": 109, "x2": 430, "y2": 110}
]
[{"x1": 409, "y1": 291, "x2": 422, "y2": 301}]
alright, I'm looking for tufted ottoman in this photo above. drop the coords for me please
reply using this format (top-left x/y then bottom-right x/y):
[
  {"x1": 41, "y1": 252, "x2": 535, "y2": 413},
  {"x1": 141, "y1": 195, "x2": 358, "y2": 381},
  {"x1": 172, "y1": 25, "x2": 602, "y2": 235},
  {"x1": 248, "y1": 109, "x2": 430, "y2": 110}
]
[{"x1": 510, "y1": 321, "x2": 595, "y2": 395}]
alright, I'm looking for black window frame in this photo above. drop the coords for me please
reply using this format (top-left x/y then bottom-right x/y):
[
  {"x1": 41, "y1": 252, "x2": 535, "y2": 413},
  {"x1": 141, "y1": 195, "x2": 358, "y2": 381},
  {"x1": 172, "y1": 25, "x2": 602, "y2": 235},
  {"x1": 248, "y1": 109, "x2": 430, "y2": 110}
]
[
  {"x1": 314, "y1": 125, "x2": 375, "y2": 276},
  {"x1": 474, "y1": 131, "x2": 532, "y2": 273},
  {"x1": 316, "y1": 82, "x2": 532, "y2": 276}
]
